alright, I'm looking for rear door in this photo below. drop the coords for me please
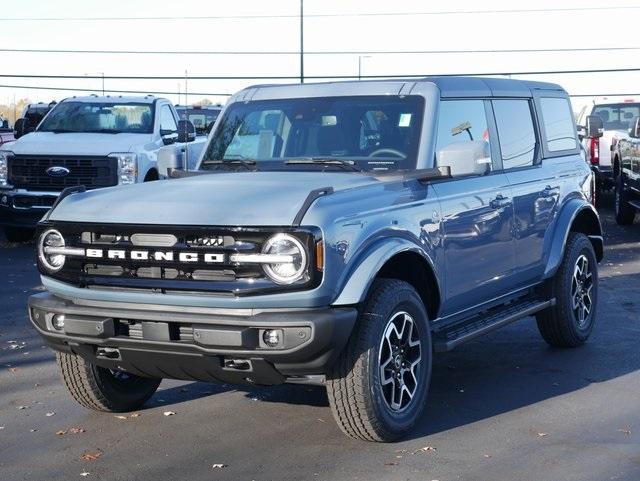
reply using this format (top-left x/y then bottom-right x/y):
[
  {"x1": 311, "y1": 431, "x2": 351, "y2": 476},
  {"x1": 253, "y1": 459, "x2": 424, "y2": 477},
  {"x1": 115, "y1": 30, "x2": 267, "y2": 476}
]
[{"x1": 432, "y1": 99, "x2": 516, "y2": 316}]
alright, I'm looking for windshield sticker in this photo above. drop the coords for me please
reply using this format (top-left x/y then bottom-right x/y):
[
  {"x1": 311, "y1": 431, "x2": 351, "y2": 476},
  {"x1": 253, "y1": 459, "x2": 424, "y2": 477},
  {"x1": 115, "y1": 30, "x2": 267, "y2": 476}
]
[{"x1": 398, "y1": 113, "x2": 412, "y2": 127}]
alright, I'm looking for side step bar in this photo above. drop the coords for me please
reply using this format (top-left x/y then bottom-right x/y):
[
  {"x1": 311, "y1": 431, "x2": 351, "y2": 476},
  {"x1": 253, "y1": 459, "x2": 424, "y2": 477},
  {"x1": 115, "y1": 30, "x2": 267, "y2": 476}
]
[{"x1": 433, "y1": 298, "x2": 556, "y2": 352}]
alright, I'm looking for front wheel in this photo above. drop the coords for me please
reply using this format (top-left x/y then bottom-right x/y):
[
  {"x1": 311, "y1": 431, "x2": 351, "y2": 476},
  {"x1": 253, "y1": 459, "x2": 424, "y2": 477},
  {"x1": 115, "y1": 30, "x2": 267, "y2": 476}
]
[
  {"x1": 615, "y1": 174, "x2": 635, "y2": 225},
  {"x1": 536, "y1": 233, "x2": 598, "y2": 347},
  {"x1": 326, "y1": 279, "x2": 432, "y2": 442},
  {"x1": 57, "y1": 352, "x2": 161, "y2": 412}
]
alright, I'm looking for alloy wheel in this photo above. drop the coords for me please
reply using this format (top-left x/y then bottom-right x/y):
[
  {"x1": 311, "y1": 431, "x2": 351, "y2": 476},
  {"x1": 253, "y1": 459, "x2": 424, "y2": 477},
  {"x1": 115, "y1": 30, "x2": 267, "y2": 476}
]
[{"x1": 571, "y1": 254, "x2": 594, "y2": 328}]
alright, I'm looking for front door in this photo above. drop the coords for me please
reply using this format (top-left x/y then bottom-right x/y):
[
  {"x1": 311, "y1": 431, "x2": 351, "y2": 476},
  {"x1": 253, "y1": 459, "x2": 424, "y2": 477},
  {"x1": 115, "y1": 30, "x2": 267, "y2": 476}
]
[{"x1": 432, "y1": 99, "x2": 516, "y2": 317}]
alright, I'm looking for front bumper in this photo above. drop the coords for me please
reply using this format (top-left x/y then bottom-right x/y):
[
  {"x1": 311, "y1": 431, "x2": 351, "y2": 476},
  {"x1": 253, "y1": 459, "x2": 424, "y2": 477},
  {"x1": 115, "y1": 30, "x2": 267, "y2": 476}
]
[
  {"x1": 28, "y1": 292, "x2": 357, "y2": 385},
  {"x1": 0, "y1": 189, "x2": 57, "y2": 228}
]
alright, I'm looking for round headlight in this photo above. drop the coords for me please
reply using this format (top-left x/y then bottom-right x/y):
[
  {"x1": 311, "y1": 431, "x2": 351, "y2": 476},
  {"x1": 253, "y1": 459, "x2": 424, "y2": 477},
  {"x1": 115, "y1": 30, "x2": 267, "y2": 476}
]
[
  {"x1": 262, "y1": 234, "x2": 308, "y2": 285},
  {"x1": 38, "y1": 229, "x2": 66, "y2": 272}
]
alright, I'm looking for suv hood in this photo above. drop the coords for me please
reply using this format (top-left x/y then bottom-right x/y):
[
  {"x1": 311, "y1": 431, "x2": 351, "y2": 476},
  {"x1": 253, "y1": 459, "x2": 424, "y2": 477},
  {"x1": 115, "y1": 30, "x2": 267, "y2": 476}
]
[
  {"x1": 4, "y1": 132, "x2": 154, "y2": 156},
  {"x1": 49, "y1": 171, "x2": 380, "y2": 226}
]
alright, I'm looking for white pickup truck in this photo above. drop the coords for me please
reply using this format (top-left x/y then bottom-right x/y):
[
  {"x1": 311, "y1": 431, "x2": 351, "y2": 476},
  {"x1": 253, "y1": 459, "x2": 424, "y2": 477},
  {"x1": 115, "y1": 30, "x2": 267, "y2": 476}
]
[
  {"x1": 582, "y1": 101, "x2": 640, "y2": 194},
  {"x1": 0, "y1": 95, "x2": 205, "y2": 241}
]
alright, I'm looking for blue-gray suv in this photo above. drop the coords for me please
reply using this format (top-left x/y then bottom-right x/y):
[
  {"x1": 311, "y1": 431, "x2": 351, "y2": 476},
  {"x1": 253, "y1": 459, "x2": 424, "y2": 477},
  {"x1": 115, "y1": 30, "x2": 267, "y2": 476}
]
[{"x1": 28, "y1": 77, "x2": 603, "y2": 442}]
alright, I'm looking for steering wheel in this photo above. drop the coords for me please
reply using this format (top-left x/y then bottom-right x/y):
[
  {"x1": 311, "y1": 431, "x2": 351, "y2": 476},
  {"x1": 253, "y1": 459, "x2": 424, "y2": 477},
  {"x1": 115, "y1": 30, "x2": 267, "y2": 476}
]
[{"x1": 369, "y1": 148, "x2": 406, "y2": 159}]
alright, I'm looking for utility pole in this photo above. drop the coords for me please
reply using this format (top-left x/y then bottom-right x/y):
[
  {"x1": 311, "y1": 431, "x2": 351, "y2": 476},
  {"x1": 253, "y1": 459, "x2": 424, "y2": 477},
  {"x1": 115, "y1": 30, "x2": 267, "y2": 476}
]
[{"x1": 300, "y1": 0, "x2": 304, "y2": 84}]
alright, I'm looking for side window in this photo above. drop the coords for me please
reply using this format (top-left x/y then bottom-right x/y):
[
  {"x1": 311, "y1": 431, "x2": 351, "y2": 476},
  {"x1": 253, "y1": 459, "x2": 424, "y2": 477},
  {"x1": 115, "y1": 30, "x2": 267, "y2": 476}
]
[
  {"x1": 539, "y1": 97, "x2": 577, "y2": 152},
  {"x1": 435, "y1": 100, "x2": 492, "y2": 177},
  {"x1": 159, "y1": 105, "x2": 177, "y2": 132},
  {"x1": 493, "y1": 100, "x2": 537, "y2": 169}
]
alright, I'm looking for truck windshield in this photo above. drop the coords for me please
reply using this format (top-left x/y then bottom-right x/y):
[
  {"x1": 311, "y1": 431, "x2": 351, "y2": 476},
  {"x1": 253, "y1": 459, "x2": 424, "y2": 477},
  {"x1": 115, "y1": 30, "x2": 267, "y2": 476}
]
[
  {"x1": 592, "y1": 103, "x2": 640, "y2": 131},
  {"x1": 176, "y1": 107, "x2": 221, "y2": 135},
  {"x1": 201, "y1": 96, "x2": 424, "y2": 172},
  {"x1": 38, "y1": 102, "x2": 154, "y2": 134}
]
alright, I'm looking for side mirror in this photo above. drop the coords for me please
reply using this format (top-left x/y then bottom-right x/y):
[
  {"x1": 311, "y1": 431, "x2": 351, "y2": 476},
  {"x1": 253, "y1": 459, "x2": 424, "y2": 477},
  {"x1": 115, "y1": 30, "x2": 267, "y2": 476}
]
[
  {"x1": 157, "y1": 147, "x2": 182, "y2": 177},
  {"x1": 576, "y1": 124, "x2": 586, "y2": 142},
  {"x1": 13, "y1": 118, "x2": 28, "y2": 139},
  {"x1": 436, "y1": 140, "x2": 491, "y2": 177},
  {"x1": 630, "y1": 117, "x2": 640, "y2": 138},
  {"x1": 160, "y1": 128, "x2": 178, "y2": 145},
  {"x1": 586, "y1": 115, "x2": 603, "y2": 138},
  {"x1": 177, "y1": 120, "x2": 196, "y2": 143},
  {"x1": 1, "y1": 119, "x2": 8, "y2": 129}
]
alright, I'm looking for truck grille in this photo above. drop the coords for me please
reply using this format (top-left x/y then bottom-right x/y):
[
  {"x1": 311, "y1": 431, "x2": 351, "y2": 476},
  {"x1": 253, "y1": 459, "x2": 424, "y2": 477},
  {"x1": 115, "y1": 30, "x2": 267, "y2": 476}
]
[
  {"x1": 38, "y1": 223, "x2": 322, "y2": 297},
  {"x1": 8, "y1": 155, "x2": 118, "y2": 191}
]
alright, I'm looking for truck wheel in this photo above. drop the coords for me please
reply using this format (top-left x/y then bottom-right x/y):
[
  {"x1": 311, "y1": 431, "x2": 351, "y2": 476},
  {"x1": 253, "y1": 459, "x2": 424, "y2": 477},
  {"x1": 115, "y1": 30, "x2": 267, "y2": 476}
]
[
  {"x1": 614, "y1": 174, "x2": 635, "y2": 225},
  {"x1": 326, "y1": 279, "x2": 432, "y2": 442},
  {"x1": 536, "y1": 233, "x2": 598, "y2": 348},
  {"x1": 57, "y1": 352, "x2": 161, "y2": 412},
  {"x1": 3, "y1": 227, "x2": 34, "y2": 243}
]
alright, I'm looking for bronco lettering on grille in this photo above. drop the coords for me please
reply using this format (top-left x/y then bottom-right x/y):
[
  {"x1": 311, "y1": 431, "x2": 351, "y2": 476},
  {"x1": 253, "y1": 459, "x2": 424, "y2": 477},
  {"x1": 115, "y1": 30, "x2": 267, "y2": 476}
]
[{"x1": 84, "y1": 249, "x2": 225, "y2": 263}]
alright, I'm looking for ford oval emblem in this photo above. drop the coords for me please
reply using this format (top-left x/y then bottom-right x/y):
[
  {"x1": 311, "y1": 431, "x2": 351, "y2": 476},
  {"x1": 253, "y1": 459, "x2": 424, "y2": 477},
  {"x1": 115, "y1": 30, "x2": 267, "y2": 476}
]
[{"x1": 46, "y1": 166, "x2": 70, "y2": 177}]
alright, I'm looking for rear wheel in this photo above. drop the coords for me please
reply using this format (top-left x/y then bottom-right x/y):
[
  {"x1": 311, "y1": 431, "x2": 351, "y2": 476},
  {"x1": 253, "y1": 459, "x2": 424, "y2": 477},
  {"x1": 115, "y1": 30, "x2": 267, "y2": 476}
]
[
  {"x1": 3, "y1": 227, "x2": 34, "y2": 243},
  {"x1": 326, "y1": 279, "x2": 432, "y2": 442},
  {"x1": 615, "y1": 174, "x2": 635, "y2": 225},
  {"x1": 57, "y1": 352, "x2": 161, "y2": 412},
  {"x1": 536, "y1": 233, "x2": 598, "y2": 347}
]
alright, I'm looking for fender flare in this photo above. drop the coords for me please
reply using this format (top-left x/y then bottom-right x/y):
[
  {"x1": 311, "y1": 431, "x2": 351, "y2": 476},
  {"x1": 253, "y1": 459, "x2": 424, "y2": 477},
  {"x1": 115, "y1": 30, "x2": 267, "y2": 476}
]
[
  {"x1": 332, "y1": 237, "x2": 441, "y2": 307},
  {"x1": 543, "y1": 199, "x2": 603, "y2": 279}
]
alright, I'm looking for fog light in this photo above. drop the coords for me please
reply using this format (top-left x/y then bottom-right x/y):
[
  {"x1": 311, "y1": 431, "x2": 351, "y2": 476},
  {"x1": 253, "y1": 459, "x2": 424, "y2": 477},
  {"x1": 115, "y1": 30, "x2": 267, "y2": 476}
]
[
  {"x1": 52, "y1": 314, "x2": 65, "y2": 331},
  {"x1": 262, "y1": 329, "x2": 282, "y2": 348}
]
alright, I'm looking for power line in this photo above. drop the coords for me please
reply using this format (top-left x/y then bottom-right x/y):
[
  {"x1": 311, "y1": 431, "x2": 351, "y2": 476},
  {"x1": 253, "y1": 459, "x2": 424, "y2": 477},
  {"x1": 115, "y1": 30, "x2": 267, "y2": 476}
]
[
  {"x1": 2, "y1": 46, "x2": 640, "y2": 56},
  {"x1": 2, "y1": 66, "x2": 640, "y2": 81},
  {"x1": 0, "y1": 84, "x2": 232, "y2": 97},
  {"x1": 1, "y1": 5, "x2": 638, "y2": 21}
]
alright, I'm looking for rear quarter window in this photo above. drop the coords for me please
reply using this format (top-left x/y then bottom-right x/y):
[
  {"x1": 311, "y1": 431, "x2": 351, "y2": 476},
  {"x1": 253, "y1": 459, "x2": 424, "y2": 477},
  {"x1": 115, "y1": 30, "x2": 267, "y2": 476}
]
[{"x1": 540, "y1": 97, "x2": 577, "y2": 152}]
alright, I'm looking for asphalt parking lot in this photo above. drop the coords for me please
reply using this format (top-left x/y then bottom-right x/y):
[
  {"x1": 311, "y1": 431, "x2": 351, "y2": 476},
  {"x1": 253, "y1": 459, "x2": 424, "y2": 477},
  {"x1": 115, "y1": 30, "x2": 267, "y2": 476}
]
[{"x1": 1, "y1": 194, "x2": 639, "y2": 481}]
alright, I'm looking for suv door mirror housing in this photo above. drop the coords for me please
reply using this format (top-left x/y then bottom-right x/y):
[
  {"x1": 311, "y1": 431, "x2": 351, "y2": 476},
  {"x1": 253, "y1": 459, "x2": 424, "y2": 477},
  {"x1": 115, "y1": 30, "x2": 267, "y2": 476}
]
[
  {"x1": 586, "y1": 115, "x2": 604, "y2": 138},
  {"x1": 13, "y1": 118, "x2": 28, "y2": 139},
  {"x1": 177, "y1": 120, "x2": 196, "y2": 143},
  {"x1": 436, "y1": 140, "x2": 492, "y2": 177},
  {"x1": 630, "y1": 117, "x2": 640, "y2": 138}
]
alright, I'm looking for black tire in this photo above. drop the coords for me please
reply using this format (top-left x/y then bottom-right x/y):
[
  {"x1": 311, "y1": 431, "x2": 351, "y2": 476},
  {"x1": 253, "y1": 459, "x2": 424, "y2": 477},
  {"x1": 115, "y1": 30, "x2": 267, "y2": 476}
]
[
  {"x1": 614, "y1": 173, "x2": 635, "y2": 225},
  {"x1": 57, "y1": 352, "x2": 161, "y2": 412},
  {"x1": 536, "y1": 233, "x2": 598, "y2": 348},
  {"x1": 3, "y1": 226, "x2": 34, "y2": 243},
  {"x1": 326, "y1": 279, "x2": 432, "y2": 442}
]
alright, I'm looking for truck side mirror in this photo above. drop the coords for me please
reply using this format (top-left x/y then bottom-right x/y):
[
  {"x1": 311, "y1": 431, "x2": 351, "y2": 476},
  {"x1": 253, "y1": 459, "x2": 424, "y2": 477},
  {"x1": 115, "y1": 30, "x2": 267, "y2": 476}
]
[
  {"x1": 13, "y1": 118, "x2": 28, "y2": 139},
  {"x1": 177, "y1": 120, "x2": 196, "y2": 143},
  {"x1": 436, "y1": 140, "x2": 492, "y2": 177},
  {"x1": 586, "y1": 115, "x2": 603, "y2": 138},
  {"x1": 630, "y1": 117, "x2": 640, "y2": 138},
  {"x1": 576, "y1": 124, "x2": 586, "y2": 141}
]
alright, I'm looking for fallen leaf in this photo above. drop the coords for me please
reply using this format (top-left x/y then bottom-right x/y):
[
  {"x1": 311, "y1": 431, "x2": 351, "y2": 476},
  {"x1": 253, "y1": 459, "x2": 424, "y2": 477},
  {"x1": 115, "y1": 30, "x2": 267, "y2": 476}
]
[
  {"x1": 80, "y1": 472, "x2": 90, "y2": 477},
  {"x1": 484, "y1": 454, "x2": 492, "y2": 458},
  {"x1": 56, "y1": 430, "x2": 67, "y2": 436},
  {"x1": 537, "y1": 432, "x2": 548, "y2": 437},
  {"x1": 29, "y1": 429, "x2": 37, "y2": 432},
  {"x1": 81, "y1": 452, "x2": 102, "y2": 461},
  {"x1": 413, "y1": 446, "x2": 437, "y2": 454},
  {"x1": 211, "y1": 464, "x2": 227, "y2": 469},
  {"x1": 69, "y1": 427, "x2": 86, "y2": 434},
  {"x1": 619, "y1": 427, "x2": 632, "y2": 435},
  {"x1": 17, "y1": 405, "x2": 28, "y2": 410},
  {"x1": 384, "y1": 461, "x2": 399, "y2": 466},
  {"x1": 114, "y1": 415, "x2": 128, "y2": 420},
  {"x1": 163, "y1": 411, "x2": 176, "y2": 416},
  {"x1": 46, "y1": 411, "x2": 55, "y2": 417},
  {"x1": 129, "y1": 413, "x2": 140, "y2": 418},
  {"x1": 317, "y1": 418, "x2": 326, "y2": 423}
]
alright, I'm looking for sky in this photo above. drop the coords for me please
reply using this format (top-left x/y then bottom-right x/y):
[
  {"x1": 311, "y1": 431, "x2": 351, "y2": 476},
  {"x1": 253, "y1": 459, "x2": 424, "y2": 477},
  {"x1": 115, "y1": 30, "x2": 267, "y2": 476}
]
[{"x1": 1, "y1": 0, "x2": 640, "y2": 119}]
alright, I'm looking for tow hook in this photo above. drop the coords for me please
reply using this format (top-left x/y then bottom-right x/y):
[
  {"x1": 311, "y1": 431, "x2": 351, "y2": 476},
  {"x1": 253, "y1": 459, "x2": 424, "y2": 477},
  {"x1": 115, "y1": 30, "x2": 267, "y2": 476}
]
[
  {"x1": 96, "y1": 347, "x2": 121, "y2": 360},
  {"x1": 223, "y1": 359, "x2": 252, "y2": 371}
]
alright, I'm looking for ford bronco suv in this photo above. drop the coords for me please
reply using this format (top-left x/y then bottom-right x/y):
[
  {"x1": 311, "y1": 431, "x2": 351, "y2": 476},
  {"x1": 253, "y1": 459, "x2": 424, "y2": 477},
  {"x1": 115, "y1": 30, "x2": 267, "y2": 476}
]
[{"x1": 28, "y1": 77, "x2": 602, "y2": 442}]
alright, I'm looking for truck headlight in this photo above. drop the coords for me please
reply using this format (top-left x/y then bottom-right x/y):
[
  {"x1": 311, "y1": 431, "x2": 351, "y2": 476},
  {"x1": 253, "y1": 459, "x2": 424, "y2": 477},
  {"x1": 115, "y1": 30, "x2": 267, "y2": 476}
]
[
  {"x1": 0, "y1": 150, "x2": 12, "y2": 187},
  {"x1": 261, "y1": 233, "x2": 308, "y2": 284},
  {"x1": 110, "y1": 153, "x2": 137, "y2": 185},
  {"x1": 38, "y1": 229, "x2": 66, "y2": 272}
]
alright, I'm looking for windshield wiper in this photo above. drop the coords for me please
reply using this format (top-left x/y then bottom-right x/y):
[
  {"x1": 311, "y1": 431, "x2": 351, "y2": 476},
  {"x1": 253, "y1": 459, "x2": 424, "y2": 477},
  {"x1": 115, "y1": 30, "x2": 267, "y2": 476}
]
[
  {"x1": 87, "y1": 129, "x2": 124, "y2": 134},
  {"x1": 285, "y1": 157, "x2": 362, "y2": 172},
  {"x1": 205, "y1": 158, "x2": 257, "y2": 171},
  {"x1": 42, "y1": 129, "x2": 77, "y2": 134}
]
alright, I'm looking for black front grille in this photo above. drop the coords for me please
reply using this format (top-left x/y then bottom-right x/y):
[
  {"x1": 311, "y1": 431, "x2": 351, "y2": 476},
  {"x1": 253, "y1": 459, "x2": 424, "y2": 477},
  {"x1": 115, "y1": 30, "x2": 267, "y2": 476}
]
[
  {"x1": 8, "y1": 155, "x2": 118, "y2": 191},
  {"x1": 38, "y1": 223, "x2": 322, "y2": 297}
]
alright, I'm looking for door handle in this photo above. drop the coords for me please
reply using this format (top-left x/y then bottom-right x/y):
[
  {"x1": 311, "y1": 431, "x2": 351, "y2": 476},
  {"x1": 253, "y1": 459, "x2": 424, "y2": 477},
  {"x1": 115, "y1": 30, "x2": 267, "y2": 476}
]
[{"x1": 490, "y1": 193, "x2": 510, "y2": 209}]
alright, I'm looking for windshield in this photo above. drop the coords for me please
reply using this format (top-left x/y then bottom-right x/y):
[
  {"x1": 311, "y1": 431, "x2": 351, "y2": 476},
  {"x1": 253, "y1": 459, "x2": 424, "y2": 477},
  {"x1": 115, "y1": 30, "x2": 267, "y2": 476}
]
[
  {"x1": 201, "y1": 96, "x2": 424, "y2": 172},
  {"x1": 592, "y1": 103, "x2": 640, "y2": 131},
  {"x1": 38, "y1": 102, "x2": 154, "y2": 134},
  {"x1": 176, "y1": 107, "x2": 221, "y2": 135}
]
